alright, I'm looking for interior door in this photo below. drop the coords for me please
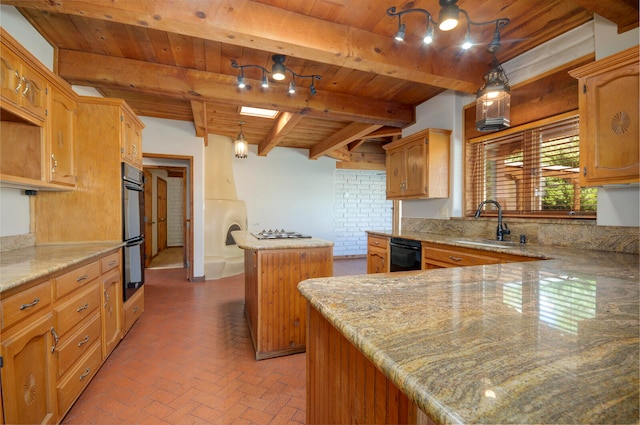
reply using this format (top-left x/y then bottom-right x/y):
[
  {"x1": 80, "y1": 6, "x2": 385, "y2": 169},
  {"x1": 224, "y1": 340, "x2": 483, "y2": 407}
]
[
  {"x1": 143, "y1": 169, "x2": 153, "y2": 267},
  {"x1": 157, "y1": 176, "x2": 167, "y2": 253}
]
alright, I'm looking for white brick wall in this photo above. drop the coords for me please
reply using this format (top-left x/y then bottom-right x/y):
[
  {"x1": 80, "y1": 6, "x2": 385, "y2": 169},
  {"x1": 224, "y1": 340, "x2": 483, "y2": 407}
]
[
  {"x1": 333, "y1": 169, "x2": 392, "y2": 256},
  {"x1": 167, "y1": 177, "x2": 184, "y2": 246}
]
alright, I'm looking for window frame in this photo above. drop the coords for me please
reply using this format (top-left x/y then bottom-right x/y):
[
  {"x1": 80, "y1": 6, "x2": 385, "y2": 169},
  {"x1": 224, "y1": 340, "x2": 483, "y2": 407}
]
[{"x1": 464, "y1": 111, "x2": 596, "y2": 220}]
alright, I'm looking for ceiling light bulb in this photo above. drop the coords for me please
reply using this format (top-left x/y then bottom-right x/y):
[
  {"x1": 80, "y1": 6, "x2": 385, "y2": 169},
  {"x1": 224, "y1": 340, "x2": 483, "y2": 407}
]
[
  {"x1": 310, "y1": 82, "x2": 317, "y2": 95},
  {"x1": 423, "y1": 26, "x2": 434, "y2": 44},
  {"x1": 261, "y1": 74, "x2": 269, "y2": 88},
  {"x1": 439, "y1": 4, "x2": 459, "y2": 31},
  {"x1": 237, "y1": 75, "x2": 246, "y2": 89},
  {"x1": 271, "y1": 55, "x2": 287, "y2": 81},
  {"x1": 461, "y1": 34, "x2": 473, "y2": 50},
  {"x1": 288, "y1": 81, "x2": 296, "y2": 94},
  {"x1": 394, "y1": 23, "x2": 406, "y2": 41}
]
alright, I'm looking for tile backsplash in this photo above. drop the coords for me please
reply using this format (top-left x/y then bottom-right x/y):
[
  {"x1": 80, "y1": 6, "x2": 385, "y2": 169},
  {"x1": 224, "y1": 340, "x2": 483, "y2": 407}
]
[{"x1": 402, "y1": 218, "x2": 639, "y2": 254}]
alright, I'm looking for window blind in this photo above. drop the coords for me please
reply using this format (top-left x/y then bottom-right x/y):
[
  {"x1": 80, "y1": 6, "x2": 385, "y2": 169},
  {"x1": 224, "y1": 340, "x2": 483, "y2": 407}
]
[{"x1": 465, "y1": 114, "x2": 597, "y2": 218}]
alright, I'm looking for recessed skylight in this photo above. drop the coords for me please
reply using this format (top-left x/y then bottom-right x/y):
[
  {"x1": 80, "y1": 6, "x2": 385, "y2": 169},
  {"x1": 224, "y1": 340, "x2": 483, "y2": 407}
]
[{"x1": 239, "y1": 106, "x2": 279, "y2": 119}]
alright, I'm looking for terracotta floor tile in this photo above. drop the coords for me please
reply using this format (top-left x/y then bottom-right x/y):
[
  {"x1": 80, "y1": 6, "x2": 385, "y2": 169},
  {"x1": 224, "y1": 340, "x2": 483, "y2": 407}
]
[{"x1": 60, "y1": 258, "x2": 366, "y2": 424}]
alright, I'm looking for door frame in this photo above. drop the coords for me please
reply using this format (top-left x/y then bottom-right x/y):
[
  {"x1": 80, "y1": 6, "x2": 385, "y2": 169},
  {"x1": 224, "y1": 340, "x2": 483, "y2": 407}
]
[{"x1": 143, "y1": 153, "x2": 195, "y2": 281}]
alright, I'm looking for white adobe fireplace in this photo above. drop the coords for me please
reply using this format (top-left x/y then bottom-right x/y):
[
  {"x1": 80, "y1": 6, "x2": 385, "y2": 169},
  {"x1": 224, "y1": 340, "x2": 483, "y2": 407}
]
[{"x1": 203, "y1": 134, "x2": 247, "y2": 280}]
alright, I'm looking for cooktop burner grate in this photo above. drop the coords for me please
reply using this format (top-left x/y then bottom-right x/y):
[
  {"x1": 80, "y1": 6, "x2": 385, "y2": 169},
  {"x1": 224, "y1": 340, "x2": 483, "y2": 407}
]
[{"x1": 251, "y1": 229, "x2": 312, "y2": 240}]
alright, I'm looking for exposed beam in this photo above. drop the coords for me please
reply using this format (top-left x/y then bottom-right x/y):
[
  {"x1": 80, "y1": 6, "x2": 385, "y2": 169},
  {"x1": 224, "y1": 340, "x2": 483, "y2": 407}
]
[
  {"x1": 56, "y1": 49, "x2": 414, "y2": 127},
  {"x1": 325, "y1": 147, "x2": 351, "y2": 162},
  {"x1": 10, "y1": 0, "x2": 481, "y2": 92},
  {"x1": 190, "y1": 100, "x2": 207, "y2": 141},
  {"x1": 362, "y1": 127, "x2": 403, "y2": 138},
  {"x1": 570, "y1": 0, "x2": 639, "y2": 33},
  {"x1": 258, "y1": 112, "x2": 304, "y2": 157},
  {"x1": 309, "y1": 123, "x2": 382, "y2": 160}
]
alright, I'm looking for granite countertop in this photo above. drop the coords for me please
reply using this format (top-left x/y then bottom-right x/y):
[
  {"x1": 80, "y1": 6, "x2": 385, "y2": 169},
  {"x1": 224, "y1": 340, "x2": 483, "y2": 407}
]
[
  {"x1": 0, "y1": 242, "x2": 124, "y2": 295},
  {"x1": 232, "y1": 231, "x2": 334, "y2": 250},
  {"x1": 298, "y1": 235, "x2": 640, "y2": 424}
]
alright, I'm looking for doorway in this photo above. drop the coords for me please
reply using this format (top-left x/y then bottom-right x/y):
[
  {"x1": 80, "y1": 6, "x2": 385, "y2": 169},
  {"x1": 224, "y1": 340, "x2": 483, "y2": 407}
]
[{"x1": 143, "y1": 154, "x2": 194, "y2": 281}]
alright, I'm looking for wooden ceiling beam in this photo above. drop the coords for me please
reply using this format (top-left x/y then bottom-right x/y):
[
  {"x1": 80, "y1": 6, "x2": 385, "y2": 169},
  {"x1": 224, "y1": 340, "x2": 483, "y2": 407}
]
[
  {"x1": 10, "y1": 0, "x2": 481, "y2": 93},
  {"x1": 258, "y1": 112, "x2": 303, "y2": 157},
  {"x1": 56, "y1": 49, "x2": 413, "y2": 127},
  {"x1": 190, "y1": 100, "x2": 207, "y2": 141},
  {"x1": 309, "y1": 122, "x2": 382, "y2": 160}
]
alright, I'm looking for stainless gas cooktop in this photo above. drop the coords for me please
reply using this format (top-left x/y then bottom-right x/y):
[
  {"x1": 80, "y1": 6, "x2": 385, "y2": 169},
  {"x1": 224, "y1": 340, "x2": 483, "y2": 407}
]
[{"x1": 251, "y1": 229, "x2": 312, "y2": 240}]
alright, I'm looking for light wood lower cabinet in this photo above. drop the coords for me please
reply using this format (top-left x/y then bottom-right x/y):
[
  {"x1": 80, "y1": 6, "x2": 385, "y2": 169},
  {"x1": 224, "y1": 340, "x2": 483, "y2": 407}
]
[
  {"x1": 124, "y1": 286, "x2": 144, "y2": 335},
  {"x1": 0, "y1": 308, "x2": 57, "y2": 425},
  {"x1": 244, "y1": 246, "x2": 333, "y2": 360},
  {"x1": 306, "y1": 305, "x2": 437, "y2": 425},
  {"x1": 367, "y1": 234, "x2": 390, "y2": 274},
  {"x1": 0, "y1": 249, "x2": 128, "y2": 424},
  {"x1": 422, "y1": 242, "x2": 537, "y2": 269}
]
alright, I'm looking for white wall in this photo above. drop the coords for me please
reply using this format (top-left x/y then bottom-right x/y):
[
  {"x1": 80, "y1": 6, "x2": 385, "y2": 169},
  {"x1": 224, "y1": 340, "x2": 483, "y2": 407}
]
[
  {"x1": 140, "y1": 117, "x2": 205, "y2": 277},
  {"x1": 233, "y1": 144, "x2": 336, "y2": 241}
]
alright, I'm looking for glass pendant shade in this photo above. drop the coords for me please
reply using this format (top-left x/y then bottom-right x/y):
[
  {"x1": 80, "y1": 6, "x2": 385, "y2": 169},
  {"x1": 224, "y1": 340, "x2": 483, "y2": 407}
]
[
  {"x1": 234, "y1": 133, "x2": 248, "y2": 159},
  {"x1": 476, "y1": 62, "x2": 511, "y2": 132}
]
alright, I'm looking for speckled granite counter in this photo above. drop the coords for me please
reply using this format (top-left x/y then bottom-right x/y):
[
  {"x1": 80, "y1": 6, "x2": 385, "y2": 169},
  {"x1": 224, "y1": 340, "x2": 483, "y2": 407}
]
[
  {"x1": 232, "y1": 231, "x2": 334, "y2": 250},
  {"x1": 298, "y1": 235, "x2": 639, "y2": 424},
  {"x1": 0, "y1": 242, "x2": 123, "y2": 295}
]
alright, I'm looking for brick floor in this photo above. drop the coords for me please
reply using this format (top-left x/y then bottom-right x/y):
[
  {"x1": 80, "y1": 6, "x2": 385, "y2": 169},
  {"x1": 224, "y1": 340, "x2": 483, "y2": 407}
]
[{"x1": 62, "y1": 258, "x2": 366, "y2": 424}]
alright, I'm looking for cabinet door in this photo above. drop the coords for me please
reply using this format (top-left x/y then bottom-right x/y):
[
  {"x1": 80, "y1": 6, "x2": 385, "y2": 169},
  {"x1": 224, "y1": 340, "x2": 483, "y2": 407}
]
[
  {"x1": 21, "y1": 65, "x2": 47, "y2": 122},
  {"x1": 1, "y1": 312, "x2": 57, "y2": 425},
  {"x1": 0, "y1": 47, "x2": 23, "y2": 109},
  {"x1": 386, "y1": 148, "x2": 405, "y2": 198},
  {"x1": 122, "y1": 113, "x2": 142, "y2": 167},
  {"x1": 48, "y1": 86, "x2": 76, "y2": 187},
  {"x1": 101, "y1": 269, "x2": 122, "y2": 359},
  {"x1": 581, "y1": 60, "x2": 639, "y2": 185},
  {"x1": 403, "y1": 140, "x2": 427, "y2": 197},
  {"x1": 367, "y1": 247, "x2": 388, "y2": 273}
]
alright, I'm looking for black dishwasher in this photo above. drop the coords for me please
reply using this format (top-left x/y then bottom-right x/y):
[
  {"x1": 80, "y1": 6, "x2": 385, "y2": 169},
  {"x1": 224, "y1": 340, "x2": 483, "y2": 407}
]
[{"x1": 389, "y1": 238, "x2": 422, "y2": 272}]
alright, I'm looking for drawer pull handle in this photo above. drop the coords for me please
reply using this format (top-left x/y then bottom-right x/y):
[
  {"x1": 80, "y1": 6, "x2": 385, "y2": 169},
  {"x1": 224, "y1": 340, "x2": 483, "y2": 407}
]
[
  {"x1": 51, "y1": 327, "x2": 59, "y2": 353},
  {"x1": 79, "y1": 368, "x2": 91, "y2": 381},
  {"x1": 133, "y1": 305, "x2": 139, "y2": 313},
  {"x1": 77, "y1": 303, "x2": 89, "y2": 312},
  {"x1": 76, "y1": 274, "x2": 89, "y2": 283},
  {"x1": 20, "y1": 297, "x2": 40, "y2": 310},
  {"x1": 448, "y1": 256, "x2": 463, "y2": 262},
  {"x1": 108, "y1": 260, "x2": 117, "y2": 267},
  {"x1": 77, "y1": 335, "x2": 90, "y2": 347}
]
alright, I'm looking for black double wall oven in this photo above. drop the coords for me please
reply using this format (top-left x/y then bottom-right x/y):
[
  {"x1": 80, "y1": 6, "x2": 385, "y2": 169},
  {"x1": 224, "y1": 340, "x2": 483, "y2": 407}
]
[{"x1": 122, "y1": 163, "x2": 145, "y2": 301}]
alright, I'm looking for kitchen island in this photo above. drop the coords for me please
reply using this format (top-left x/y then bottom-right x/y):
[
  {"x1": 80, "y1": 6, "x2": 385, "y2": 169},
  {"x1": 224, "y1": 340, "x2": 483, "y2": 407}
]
[
  {"x1": 298, "y1": 240, "x2": 639, "y2": 424},
  {"x1": 232, "y1": 231, "x2": 333, "y2": 360}
]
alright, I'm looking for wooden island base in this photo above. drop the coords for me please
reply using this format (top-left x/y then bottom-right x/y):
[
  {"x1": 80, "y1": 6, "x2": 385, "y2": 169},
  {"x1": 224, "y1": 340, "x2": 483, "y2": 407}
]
[
  {"x1": 244, "y1": 246, "x2": 333, "y2": 360},
  {"x1": 306, "y1": 305, "x2": 436, "y2": 425}
]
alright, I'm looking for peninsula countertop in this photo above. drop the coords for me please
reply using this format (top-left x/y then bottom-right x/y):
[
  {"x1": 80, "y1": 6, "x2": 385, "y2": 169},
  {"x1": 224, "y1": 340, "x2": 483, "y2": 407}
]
[
  {"x1": 298, "y1": 236, "x2": 639, "y2": 424},
  {"x1": 0, "y1": 242, "x2": 124, "y2": 295},
  {"x1": 232, "y1": 231, "x2": 334, "y2": 250}
]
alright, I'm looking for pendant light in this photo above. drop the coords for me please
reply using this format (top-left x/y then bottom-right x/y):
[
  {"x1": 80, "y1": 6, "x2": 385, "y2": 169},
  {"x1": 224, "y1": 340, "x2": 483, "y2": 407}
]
[
  {"x1": 475, "y1": 54, "x2": 511, "y2": 132},
  {"x1": 234, "y1": 121, "x2": 248, "y2": 159}
]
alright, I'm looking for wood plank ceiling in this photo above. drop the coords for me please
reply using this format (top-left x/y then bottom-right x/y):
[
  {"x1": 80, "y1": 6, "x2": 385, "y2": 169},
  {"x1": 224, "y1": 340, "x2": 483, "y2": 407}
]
[{"x1": 7, "y1": 0, "x2": 638, "y2": 168}]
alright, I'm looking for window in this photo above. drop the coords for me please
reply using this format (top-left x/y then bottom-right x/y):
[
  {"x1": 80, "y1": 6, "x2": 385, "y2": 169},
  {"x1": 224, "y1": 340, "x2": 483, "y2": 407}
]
[{"x1": 465, "y1": 113, "x2": 597, "y2": 218}]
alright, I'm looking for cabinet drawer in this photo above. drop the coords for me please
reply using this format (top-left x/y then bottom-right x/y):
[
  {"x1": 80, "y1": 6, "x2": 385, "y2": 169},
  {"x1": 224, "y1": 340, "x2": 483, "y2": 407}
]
[
  {"x1": 423, "y1": 245, "x2": 501, "y2": 267},
  {"x1": 368, "y1": 235, "x2": 388, "y2": 249},
  {"x1": 56, "y1": 311, "x2": 101, "y2": 378},
  {"x1": 57, "y1": 340, "x2": 102, "y2": 417},
  {"x1": 1, "y1": 280, "x2": 51, "y2": 331},
  {"x1": 54, "y1": 261, "x2": 100, "y2": 300},
  {"x1": 100, "y1": 251, "x2": 120, "y2": 274},
  {"x1": 55, "y1": 282, "x2": 100, "y2": 337},
  {"x1": 124, "y1": 287, "x2": 144, "y2": 334}
]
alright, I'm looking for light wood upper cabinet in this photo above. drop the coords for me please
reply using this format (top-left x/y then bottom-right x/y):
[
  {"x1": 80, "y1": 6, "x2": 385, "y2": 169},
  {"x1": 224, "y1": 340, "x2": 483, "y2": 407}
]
[
  {"x1": 383, "y1": 128, "x2": 451, "y2": 199},
  {"x1": 569, "y1": 46, "x2": 639, "y2": 186},
  {"x1": 47, "y1": 85, "x2": 77, "y2": 187},
  {"x1": 121, "y1": 109, "x2": 144, "y2": 168},
  {"x1": 0, "y1": 37, "x2": 47, "y2": 124}
]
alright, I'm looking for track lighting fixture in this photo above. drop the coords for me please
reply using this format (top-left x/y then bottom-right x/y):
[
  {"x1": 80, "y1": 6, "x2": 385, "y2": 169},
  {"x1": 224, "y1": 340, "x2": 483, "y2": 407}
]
[
  {"x1": 231, "y1": 55, "x2": 321, "y2": 96},
  {"x1": 234, "y1": 121, "x2": 248, "y2": 159},
  {"x1": 387, "y1": 1, "x2": 510, "y2": 51}
]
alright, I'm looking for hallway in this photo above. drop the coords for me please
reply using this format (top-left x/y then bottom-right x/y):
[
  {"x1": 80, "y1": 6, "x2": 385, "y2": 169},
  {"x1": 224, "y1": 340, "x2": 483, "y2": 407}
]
[{"x1": 62, "y1": 258, "x2": 366, "y2": 424}]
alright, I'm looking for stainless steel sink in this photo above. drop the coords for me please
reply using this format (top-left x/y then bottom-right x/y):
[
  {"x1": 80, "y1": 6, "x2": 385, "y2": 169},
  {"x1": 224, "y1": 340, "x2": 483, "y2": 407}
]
[{"x1": 450, "y1": 239, "x2": 519, "y2": 249}]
